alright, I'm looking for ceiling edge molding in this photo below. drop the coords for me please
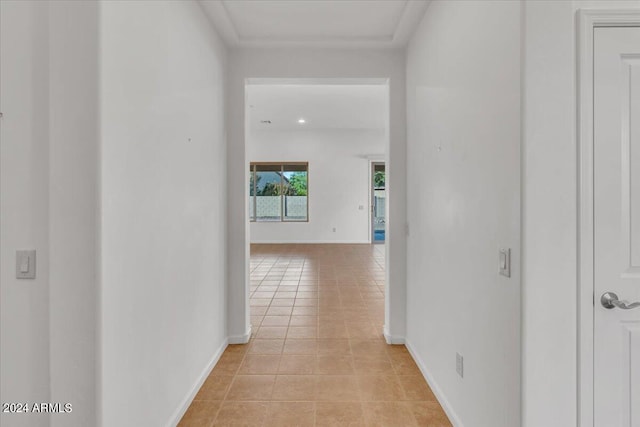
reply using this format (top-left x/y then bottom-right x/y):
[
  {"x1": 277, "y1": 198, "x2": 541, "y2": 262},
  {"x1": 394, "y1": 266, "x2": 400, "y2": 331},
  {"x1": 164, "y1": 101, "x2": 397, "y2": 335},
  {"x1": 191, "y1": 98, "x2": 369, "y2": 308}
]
[
  {"x1": 360, "y1": 154, "x2": 386, "y2": 160},
  {"x1": 199, "y1": 0, "x2": 240, "y2": 47},
  {"x1": 246, "y1": 78, "x2": 390, "y2": 85},
  {"x1": 199, "y1": 0, "x2": 431, "y2": 49},
  {"x1": 233, "y1": 36, "x2": 399, "y2": 49},
  {"x1": 391, "y1": 0, "x2": 431, "y2": 46},
  {"x1": 231, "y1": 39, "x2": 401, "y2": 49}
]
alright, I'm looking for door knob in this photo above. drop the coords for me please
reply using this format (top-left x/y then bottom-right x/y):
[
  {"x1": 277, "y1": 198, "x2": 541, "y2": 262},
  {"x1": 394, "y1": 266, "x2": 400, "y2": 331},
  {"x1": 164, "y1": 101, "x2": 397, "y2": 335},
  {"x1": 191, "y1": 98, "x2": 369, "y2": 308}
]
[{"x1": 600, "y1": 292, "x2": 640, "y2": 310}]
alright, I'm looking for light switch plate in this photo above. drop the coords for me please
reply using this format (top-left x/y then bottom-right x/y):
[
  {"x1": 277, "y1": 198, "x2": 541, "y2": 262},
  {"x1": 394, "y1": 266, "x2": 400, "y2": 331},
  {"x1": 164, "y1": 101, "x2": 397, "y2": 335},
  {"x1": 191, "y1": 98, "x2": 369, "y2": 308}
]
[
  {"x1": 499, "y1": 248, "x2": 511, "y2": 278},
  {"x1": 16, "y1": 250, "x2": 36, "y2": 279}
]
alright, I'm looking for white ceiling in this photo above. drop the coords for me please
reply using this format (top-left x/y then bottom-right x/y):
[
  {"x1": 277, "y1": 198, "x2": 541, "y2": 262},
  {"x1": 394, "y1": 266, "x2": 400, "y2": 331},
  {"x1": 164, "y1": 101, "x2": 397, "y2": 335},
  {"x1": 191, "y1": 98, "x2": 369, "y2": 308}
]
[
  {"x1": 199, "y1": 0, "x2": 430, "y2": 48},
  {"x1": 247, "y1": 84, "x2": 388, "y2": 131}
]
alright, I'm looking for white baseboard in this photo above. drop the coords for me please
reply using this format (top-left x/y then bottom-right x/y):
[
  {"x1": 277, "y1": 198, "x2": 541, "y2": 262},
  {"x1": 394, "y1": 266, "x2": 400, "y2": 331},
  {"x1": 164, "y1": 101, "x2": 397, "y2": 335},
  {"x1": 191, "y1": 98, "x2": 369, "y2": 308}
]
[
  {"x1": 249, "y1": 240, "x2": 371, "y2": 245},
  {"x1": 228, "y1": 326, "x2": 252, "y2": 344},
  {"x1": 167, "y1": 337, "x2": 228, "y2": 427},
  {"x1": 405, "y1": 340, "x2": 464, "y2": 427},
  {"x1": 383, "y1": 326, "x2": 406, "y2": 344}
]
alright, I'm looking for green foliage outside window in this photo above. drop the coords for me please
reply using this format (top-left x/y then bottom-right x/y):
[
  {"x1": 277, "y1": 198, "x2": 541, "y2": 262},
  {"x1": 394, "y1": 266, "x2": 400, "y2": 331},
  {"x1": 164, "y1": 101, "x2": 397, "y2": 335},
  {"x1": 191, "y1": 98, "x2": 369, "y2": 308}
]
[
  {"x1": 287, "y1": 172, "x2": 307, "y2": 196},
  {"x1": 374, "y1": 171, "x2": 385, "y2": 188}
]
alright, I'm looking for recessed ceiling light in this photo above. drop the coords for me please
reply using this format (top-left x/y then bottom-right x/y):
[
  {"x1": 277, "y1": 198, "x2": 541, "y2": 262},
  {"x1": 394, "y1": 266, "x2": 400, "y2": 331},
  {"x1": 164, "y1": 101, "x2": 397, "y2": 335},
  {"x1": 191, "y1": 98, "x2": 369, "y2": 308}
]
[{"x1": 298, "y1": 118, "x2": 306, "y2": 124}]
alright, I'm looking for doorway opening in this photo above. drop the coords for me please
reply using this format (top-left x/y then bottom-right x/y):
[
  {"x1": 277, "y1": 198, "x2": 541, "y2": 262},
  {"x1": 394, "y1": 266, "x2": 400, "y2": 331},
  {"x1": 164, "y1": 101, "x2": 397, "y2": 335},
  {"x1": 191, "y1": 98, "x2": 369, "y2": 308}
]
[
  {"x1": 371, "y1": 162, "x2": 386, "y2": 244},
  {"x1": 244, "y1": 78, "x2": 390, "y2": 341}
]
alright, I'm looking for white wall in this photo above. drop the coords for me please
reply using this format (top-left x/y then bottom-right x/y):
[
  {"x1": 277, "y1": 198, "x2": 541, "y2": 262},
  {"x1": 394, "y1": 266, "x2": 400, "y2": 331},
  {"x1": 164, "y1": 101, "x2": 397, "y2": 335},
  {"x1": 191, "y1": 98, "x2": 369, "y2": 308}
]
[
  {"x1": 227, "y1": 48, "x2": 407, "y2": 345},
  {"x1": 1, "y1": 2, "x2": 100, "y2": 426},
  {"x1": 405, "y1": 2, "x2": 521, "y2": 426},
  {"x1": 522, "y1": 1, "x2": 640, "y2": 426},
  {"x1": 248, "y1": 129, "x2": 385, "y2": 243},
  {"x1": 0, "y1": 2, "x2": 52, "y2": 426},
  {"x1": 48, "y1": 2, "x2": 100, "y2": 426},
  {"x1": 99, "y1": 2, "x2": 228, "y2": 426}
]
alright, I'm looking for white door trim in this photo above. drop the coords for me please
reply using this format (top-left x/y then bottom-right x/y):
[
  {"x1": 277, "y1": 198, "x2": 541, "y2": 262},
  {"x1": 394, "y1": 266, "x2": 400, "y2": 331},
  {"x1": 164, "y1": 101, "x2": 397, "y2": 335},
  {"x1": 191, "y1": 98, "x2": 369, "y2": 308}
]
[{"x1": 577, "y1": 10, "x2": 640, "y2": 427}]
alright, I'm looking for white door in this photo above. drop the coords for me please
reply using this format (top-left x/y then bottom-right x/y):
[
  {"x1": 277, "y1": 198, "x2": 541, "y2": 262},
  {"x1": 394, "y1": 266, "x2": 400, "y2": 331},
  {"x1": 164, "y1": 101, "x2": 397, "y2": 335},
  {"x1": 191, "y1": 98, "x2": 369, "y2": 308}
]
[{"x1": 594, "y1": 26, "x2": 640, "y2": 427}]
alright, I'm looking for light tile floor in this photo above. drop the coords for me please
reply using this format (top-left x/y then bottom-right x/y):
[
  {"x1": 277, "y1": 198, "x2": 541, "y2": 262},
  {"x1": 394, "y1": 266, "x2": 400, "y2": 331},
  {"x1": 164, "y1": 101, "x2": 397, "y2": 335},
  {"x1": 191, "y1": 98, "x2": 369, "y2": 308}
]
[{"x1": 180, "y1": 244, "x2": 452, "y2": 426}]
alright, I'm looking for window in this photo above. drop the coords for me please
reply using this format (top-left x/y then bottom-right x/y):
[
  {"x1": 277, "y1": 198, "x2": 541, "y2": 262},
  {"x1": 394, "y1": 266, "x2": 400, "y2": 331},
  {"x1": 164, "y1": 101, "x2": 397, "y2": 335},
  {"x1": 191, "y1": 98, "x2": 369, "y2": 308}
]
[{"x1": 249, "y1": 162, "x2": 308, "y2": 222}]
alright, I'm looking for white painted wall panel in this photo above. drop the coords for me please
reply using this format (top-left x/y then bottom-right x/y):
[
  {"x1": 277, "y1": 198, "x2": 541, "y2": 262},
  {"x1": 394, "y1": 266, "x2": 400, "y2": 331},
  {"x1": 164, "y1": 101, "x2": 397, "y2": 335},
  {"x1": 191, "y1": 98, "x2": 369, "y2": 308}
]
[
  {"x1": 100, "y1": 2, "x2": 228, "y2": 426},
  {"x1": 406, "y1": 2, "x2": 521, "y2": 426},
  {"x1": 0, "y1": 3, "x2": 51, "y2": 426},
  {"x1": 1, "y1": 2, "x2": 101, "y2": 426},
  {"x1": 48, "y1": 2, "x2": 100, "y2": 426},
  {"x1": 630, "y1": 62, "x2": 640, "y2": 268}
]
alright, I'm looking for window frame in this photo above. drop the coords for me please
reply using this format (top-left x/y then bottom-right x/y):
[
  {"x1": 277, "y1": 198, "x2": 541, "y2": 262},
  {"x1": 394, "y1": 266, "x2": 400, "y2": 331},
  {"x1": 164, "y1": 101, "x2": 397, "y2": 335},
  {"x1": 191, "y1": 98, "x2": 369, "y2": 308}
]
[{"x1": 249, "y1": 162, "x2": 309, "y2": 223}]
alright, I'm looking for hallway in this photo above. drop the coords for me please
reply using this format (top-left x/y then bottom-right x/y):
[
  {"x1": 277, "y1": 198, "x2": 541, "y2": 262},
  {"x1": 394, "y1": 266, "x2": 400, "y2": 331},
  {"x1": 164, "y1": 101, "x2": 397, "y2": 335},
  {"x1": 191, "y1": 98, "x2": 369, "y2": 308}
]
[{"x1": 180, "y1": 244, "x2": 451, "y2": 426}]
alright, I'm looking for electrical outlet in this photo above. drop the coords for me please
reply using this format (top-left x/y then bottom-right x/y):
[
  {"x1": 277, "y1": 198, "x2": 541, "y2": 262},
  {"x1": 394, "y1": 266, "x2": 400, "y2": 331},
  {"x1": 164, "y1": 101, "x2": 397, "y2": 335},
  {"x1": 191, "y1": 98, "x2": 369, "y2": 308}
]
[{"x1": 456, "y1": 353, "x2": 464, "y2": 378}]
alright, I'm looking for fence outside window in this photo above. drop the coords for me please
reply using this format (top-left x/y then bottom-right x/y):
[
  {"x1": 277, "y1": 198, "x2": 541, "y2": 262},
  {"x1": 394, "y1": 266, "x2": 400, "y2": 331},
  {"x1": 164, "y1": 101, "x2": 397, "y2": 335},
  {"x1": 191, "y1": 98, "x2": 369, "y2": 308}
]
[{"x1": 249, "y1": 162, "x2": 309, "y2": 222}]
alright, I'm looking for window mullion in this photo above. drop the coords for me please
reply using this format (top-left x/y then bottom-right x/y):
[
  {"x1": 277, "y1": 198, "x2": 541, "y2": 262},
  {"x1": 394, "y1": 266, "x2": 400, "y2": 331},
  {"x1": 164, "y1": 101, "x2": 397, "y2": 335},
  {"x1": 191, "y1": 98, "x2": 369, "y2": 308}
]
[{"x1": 252, "y1": 165, "x2": 257, "y2": 222}]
